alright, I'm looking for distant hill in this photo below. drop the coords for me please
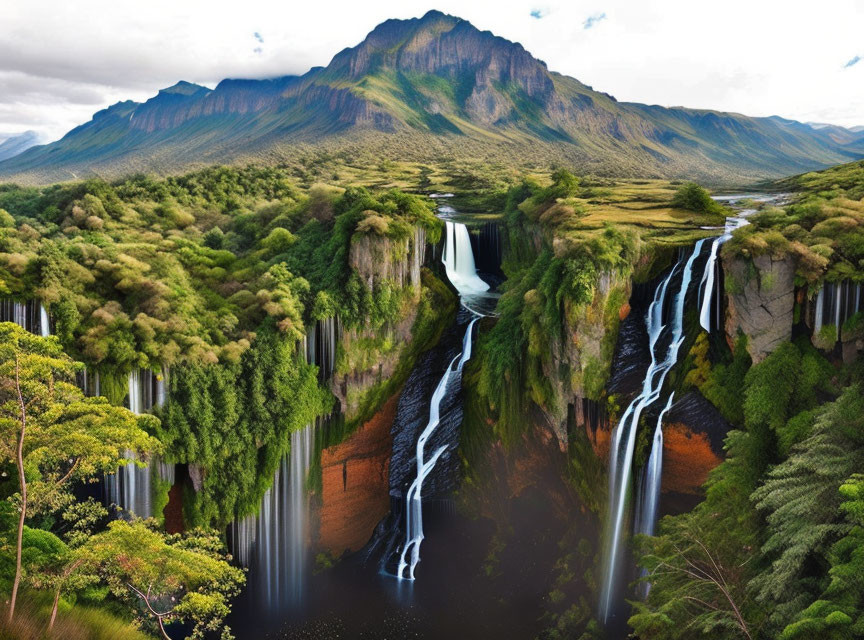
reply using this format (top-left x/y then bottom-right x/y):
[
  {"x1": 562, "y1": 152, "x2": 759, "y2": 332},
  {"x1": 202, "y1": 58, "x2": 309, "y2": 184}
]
[
  {"x1": 0, "y1": 130, "x2": 41, "y2": 163},
  {"x1": 1, "y1": 10, "x2": 862, "y2": 185}
]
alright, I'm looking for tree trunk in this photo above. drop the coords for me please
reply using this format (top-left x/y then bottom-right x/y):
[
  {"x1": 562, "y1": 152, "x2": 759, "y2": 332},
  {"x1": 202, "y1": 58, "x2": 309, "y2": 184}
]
[
  {"x1": 9, "y1": 353, "x2": 27, "y2": 622},
  {"x1": 49, "y1": 587, "x2": 61, "y2": 630}
]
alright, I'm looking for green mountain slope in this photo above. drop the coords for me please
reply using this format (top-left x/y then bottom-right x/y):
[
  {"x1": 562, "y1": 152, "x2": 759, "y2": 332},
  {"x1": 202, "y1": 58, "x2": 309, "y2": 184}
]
[{"x1": 1, "y1": 10, "x2": 861, "y2": 185}]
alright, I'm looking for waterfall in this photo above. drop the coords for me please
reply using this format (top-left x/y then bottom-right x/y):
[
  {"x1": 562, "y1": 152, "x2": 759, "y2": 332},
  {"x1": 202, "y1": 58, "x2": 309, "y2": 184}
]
[
  {"x1": 230, "y1": 423, "x2": 315, "y2": 610},
  {"x1": 635, "y1": 394, "x2": 674, "y2": 539},
  {"x1": 600, "y1": 239, "x2": 708, "y2": 622},
  {"x1": 106, "y1": 369, "x2": 172, "y2": 519},
  {"x1": 1, "y1": 299, "x2": 50, "y2": 335},
  {"x1": 811, "y1": 281, "x2": 863, "y2": 341},
  {"x1": 699, "y1": 213, "x2": 750, "y2": 332},
  {"x1": 443, "y1": 220, "x2": 490, "y2": 295},
  {"x1": 76, "y1": 368, "x2": 101, "y2": 397},
  {"x1": 814, "y1": 287, "x2": 824, "y2": 334},
  {"x1": 229, "y1": 318, "x2": 337, "y2": 610},
  {"x1": 392, "y1": 200, "x2": 490, "y2": 581},
  {"x1": 307, "y1": 316, "x2": 339, "y2": 383},
  {"x1": 39, "y1": 303, "x2": 50, "y2": 337},
  {"x1": 396, "y1": 316, "x2": 478, "y2": 580},
  {"x1": 634, "y1": 394, "x2": 674, "y2": 599}
]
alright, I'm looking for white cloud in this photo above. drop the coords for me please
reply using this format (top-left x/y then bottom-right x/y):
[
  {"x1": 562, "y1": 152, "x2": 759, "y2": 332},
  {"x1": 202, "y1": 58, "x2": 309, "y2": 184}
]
[
  {"x1": 583, "y1": 12, "x2": 607, "y2": 29},
  {"x1": 1, "y1": 0, "x2": 862, "y2": 142}
]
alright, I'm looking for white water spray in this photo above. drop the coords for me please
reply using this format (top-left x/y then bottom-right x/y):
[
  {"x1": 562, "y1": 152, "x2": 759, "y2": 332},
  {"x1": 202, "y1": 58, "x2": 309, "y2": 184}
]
[{"x1": 443, "y1": 220, "x2": 490, "y2": 295}]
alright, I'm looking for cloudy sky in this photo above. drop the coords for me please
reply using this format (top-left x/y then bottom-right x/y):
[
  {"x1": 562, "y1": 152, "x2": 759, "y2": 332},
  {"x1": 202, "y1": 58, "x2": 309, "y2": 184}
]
[{"x1": 3, "y1": 0, "x2": 862, "y2": 142}]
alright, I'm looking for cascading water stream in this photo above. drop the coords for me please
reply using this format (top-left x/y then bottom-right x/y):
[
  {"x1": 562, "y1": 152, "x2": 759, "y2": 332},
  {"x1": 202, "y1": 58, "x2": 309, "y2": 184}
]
[
  {"x1": 601, "y1": 195, "x2": 778, "y2": 621},
  {"x1": 600, "y1": 238, "x2": 708, "y2": 622},
  {"x1": 396, "y1": 315, "x2": 478, "y2": 580},
  {"x1": 393, "y1": 212, "x2": 489, "y2": 581},
  {"x1": 699, "y1": 213, "x2": 750, "y2": 332},
  {"x1": 634, "y1": 393, "x2": 674, "y2": 598}
]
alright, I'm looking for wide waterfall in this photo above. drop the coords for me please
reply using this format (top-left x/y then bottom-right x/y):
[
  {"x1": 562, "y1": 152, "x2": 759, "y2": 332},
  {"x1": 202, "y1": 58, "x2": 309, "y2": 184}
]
[
  {"x1": 229, "y1": 317, "x2": 339, "y2": 611},
  {"x1": 1, "y1": 299, "x2": 51, "y2": 336},
  {"x1": 230, "y1": 423, "x2": 314, "y2": 610},
  {"x1": 811, "y1": 280, "x2": 863, "y2": 338},
  {"x1": 442, "y1": 220, "x2": 490, "y2": 296}
]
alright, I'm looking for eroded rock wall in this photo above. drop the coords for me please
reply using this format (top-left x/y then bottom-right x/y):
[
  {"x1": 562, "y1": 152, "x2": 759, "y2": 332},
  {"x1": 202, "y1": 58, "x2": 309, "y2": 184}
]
[{"x1": 724, "y1": 253, "x2": 795, "y2": 363}]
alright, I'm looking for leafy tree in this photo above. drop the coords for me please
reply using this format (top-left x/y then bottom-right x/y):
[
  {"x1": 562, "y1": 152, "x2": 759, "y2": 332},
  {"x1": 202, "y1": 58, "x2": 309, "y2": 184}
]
[
  {"x1": 78, "y1": 520, "x2": 244, "y2": 640},
  {"x1": 780, "y1": 474, "x2": 864, "y2": 639},
  {"x1": 671, "y1": 182, "x2": 723, "y2": 214},
  {"x1": 631, "y1": 521, "x2": 754, "y2": 639},
  {"x1": 0, "y1": 323, "x2": 159, "y2": 621},
  {"x1": 750, "y1": 386, "x2": 864, "y2": 634}
]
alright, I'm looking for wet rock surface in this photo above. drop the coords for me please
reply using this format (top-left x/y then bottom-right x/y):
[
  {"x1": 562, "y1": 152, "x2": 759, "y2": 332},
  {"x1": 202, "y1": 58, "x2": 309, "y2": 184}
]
[{"x1": 388, "y1": 306, "x2": 473, "y2": 499}]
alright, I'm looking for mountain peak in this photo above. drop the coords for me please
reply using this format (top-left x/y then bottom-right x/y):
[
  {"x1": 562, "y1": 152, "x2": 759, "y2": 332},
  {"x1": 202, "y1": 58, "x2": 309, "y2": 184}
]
[
  {"x1": 159, "y1": 81, "x2": 210, "y2": 97},
  {"x1": 2, "y1": 11, "x2": 862, "y2": 184}
]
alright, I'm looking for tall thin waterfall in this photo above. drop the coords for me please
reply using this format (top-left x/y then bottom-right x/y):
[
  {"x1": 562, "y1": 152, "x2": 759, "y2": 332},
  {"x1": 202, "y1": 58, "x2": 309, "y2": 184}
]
[
  {"x1": 396, "y1": 316, "x2": 478, "y2": 580},
  {"x1": 394, "y1": 212, "x2": 488, "y2": 581},
  {"x1": 634, "y1": 394, "x2": 675, "y2": 599},
  {"x1": 699, "y1": 213, "x2": 751, "y2": 332},
  {"x1": 106, "y1": 369, "x2": 171, "y2": 518},
  {"x1": 599, "y1": 239, "x2": 708, "y2": 622},
  {"x1": 39, "y1": 303, "x2": 50, "y2": 337}
]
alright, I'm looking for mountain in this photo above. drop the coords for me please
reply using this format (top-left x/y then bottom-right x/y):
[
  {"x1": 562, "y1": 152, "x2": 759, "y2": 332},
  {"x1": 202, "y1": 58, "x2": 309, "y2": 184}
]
[
  {"x1": 1, "y1": 10, "x2": 862, "y2": 185},
  {"x1": 0, "y1": 130, "x2": 41, "y2": 163}
]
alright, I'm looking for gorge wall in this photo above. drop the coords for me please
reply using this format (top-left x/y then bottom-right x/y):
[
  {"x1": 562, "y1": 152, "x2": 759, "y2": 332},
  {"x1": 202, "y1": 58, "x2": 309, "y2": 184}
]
[{"x1": 333, "y1": 225, "x2": 431, "y2": 418}]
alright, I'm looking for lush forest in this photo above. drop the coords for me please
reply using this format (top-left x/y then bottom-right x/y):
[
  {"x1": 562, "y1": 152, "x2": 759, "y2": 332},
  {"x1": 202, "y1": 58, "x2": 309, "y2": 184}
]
[
  {"x1": 2, "y1": 158, "x2": 864, "y2": 639},
  {"x1": 0, "y1": 166, "x2": 451, "y2": 636}
]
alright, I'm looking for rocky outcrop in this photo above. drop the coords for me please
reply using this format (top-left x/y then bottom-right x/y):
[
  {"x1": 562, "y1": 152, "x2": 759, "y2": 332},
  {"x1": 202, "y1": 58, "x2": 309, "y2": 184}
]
[
  {"x1": 724, "y1": 254, "x2": 795, "y2": 363},
  {"x1": 317, "y1": 394, "x2": 397, "y2": 556},
  {"x1": 541, "y1": 268, "x2": 632, "y2": 447},
  {"x1": 349, "y1": 226, "x2": 426, "y2": 290},
  {"x1": 333, "y1": 226, "x2": 446, "y2": 418},
  {"x1": 661, "y1": 392, "x2": 729, "y2": 495}
]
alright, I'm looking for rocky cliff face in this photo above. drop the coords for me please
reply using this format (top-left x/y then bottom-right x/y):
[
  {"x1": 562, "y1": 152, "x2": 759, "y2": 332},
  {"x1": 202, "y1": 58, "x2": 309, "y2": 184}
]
[
  {"x1": 724, "y1": 254, "x2": 796, "y2": 363},
  {"x1": 332, "y1": 226, "x2": 432, "y2": 418},
  {"x1": 317, "y1": 394, "x2": 396, "y2": 556}
]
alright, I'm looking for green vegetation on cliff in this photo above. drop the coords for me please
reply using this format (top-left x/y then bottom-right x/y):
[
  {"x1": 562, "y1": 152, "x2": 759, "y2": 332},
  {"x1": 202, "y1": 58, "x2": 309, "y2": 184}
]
[
  {"x1": 726, "y1": 159, "x2": 864, "y2": 284},
  {"x1": 632, "y1": 160, "x2": 864, "y2": 640},
  {"x1": 0, "y1": 165, "x2": 448, "y2": 527}
]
